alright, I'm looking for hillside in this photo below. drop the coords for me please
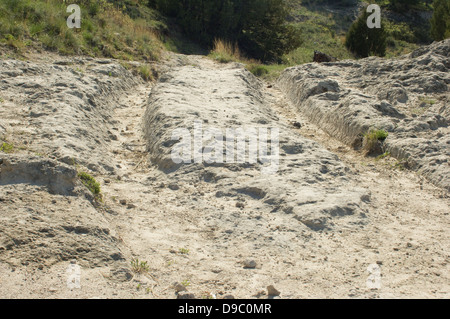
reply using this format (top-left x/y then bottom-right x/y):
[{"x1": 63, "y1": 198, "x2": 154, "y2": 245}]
[{"x1": 0, "y1": 0, "x2": 449, "y2": 300}]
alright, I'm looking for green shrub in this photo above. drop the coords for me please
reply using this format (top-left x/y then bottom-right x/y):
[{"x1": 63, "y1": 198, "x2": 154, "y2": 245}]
[
  {"x1": 345, "y1": 7, "x2": 387, "y2": 58},
  {"x1": 431, "y1": 0, "x2": 450, "y2": 41},
  {"x1": 247, "y1": 63, "x2": 269, "y2": 77}
]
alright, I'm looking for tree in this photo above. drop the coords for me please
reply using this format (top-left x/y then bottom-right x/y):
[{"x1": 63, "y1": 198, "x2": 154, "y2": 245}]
[
  {"x1": 237, "y1": 0, "x2": 302, "y2": 62},
  {"x1": 390, "y1": 0, "x2": 421, "y2": 11},
  {"x1": 345, "y1": 8, "x2": 387, "y2": 58},
  {"x1": 431, "y1": 0, "x2": 450, "y2": 41},
  {"x1": 148, "y1": 0, "x2": 301, "y2": 62}
]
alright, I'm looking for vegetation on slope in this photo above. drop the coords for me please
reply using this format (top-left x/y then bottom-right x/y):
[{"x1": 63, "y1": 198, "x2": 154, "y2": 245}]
[
  {"x1": 0, "y1": 0, "x2": 447, "y2": 81},
  {"x1": 0, "y1": 0, "x2": 165, "y2": 61}
]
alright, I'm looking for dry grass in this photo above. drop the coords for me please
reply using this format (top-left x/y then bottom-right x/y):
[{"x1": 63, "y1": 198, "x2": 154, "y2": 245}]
[
  {"x1": 208, "y1": 39, "x2": 274, "y2": 79},
  {"x1": 209, "y1": 38, "x2": 242, "y2": 63}
]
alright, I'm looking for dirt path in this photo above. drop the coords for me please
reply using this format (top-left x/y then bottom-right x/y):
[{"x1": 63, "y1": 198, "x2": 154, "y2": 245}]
[
  {"x1": 267, "y1": 85, "x2": 449, "y2": 298},
  {"x1": 0, "y1": 53, "x2": 448, "y2": 299},
  {"x1": 99, "y1": 55, "x2": 449, "y2": 299}
]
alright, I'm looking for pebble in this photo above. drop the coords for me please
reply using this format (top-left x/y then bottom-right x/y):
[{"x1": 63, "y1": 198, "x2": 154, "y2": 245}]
[
  {"x1": 243, "y1": 259, "x2": 257, "y2": 269},
  {"x1": 267, "y1": 285, "x2": 280, "y2": 296},
  {"x1": 177, "y1": 292, "x2": 196, "y2": 299},
  {"x1": 172, "y1": 282, "x2": 187, "y2": 293}
]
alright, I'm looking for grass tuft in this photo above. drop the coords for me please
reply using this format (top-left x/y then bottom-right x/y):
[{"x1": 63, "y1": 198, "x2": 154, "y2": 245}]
[
  {"x1": 131, "y1": 258, "x2": 150, "y2": 274},
  {"x1": 208, "y1": 38, "x2": 242, "y2": 63},
  {"x1": 0, "y1": 142, "x2": 14, "y2": 153},
  {"x1": 78, "y1": 171, "x2": 101, "y2": 196},
  {"x1": 363, "y1": 129, "x2": 389, "y2": 156}
]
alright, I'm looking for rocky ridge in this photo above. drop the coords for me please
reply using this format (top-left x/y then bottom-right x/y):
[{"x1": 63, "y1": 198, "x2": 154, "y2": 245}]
[{"x1": 277, "y1": 39, "x2": 450, "y2": 190}]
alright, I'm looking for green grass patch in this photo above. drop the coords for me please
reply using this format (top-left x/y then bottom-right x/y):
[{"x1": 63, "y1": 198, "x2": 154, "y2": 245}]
[
  {"x1": 0, "y1": 142, "x2": 14, "y2": 153},
  {"x1": 363, "y1": 129, "x2": 389, "y2": 156},
  {"x1": 246, "y1": 63, "x2": 269, "y2": 77},
  {"x1": 178, "y1": 248, "x2": 190, "y2": 255},
  {"x1": 0, "y1": 0, "x2": 165, "y2": 61},
  {"x1": 130, "y1": 258, "x2": 150, "y2": 274},
  {"x1": 138, "y1": 65, "x2": 153, "y2": 81},
  {"x1": 376, "y1": 151, "x2": 391, "y2": 161},
  {"x1": 418, "y1": 96, "x2": 436, "y2": 105},
  {"x1": 77, "y1": 171, "x2": 101, "y2": 196}
]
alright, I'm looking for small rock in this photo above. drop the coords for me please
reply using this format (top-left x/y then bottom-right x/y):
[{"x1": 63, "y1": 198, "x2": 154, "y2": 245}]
[
  {"x1": 48, "y1": 287, "x2": 58, "y2": 293},
  {"x1": 254, "y1": 290, "x2": 266, "y2": 298},
  {"x1": 292, "y1": 121, "x2": 302, "y2": 129},
  {"x1": 267, "y1": 285, "x2": 280, "y2": 296},
  {"x1": 211, "y1": 267, "x2": 222, "y2": 273},
  {"x1": 172, "y1": 282, "x2": 187, "y2": 293},
  {"x1": 168, "y1": 183, "x2": 179, "y2": 191},
  {"x1": 177, "y1": 292, "x2": 196, "y2": 299},
  {"x1": 236, "y1": 202, "x2": 245, "y2": 209},
  {"x1": 127, "y1": 203, "x2": 136, "y2": 209},
  {"x1": 119, "y1": 199, "x2": 127, "y2": 205},
  {"x1": 243, "y1": 259, "x2": 257, "y2": 269},
  {"x1": 360, "y1": 194, "x2": 371, "y2": 203}
]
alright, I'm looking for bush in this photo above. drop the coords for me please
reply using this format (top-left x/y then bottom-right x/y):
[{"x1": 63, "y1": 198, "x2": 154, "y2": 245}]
[
  {"x1": 345, "y1": 7, "x2": 387, "y2": 58},
  {"x1": 247, "y1": 63, "x2": 269, "y2": 77},
  {"x1": 431, "y1": 0, "x2": 450, "y2": 41}
]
